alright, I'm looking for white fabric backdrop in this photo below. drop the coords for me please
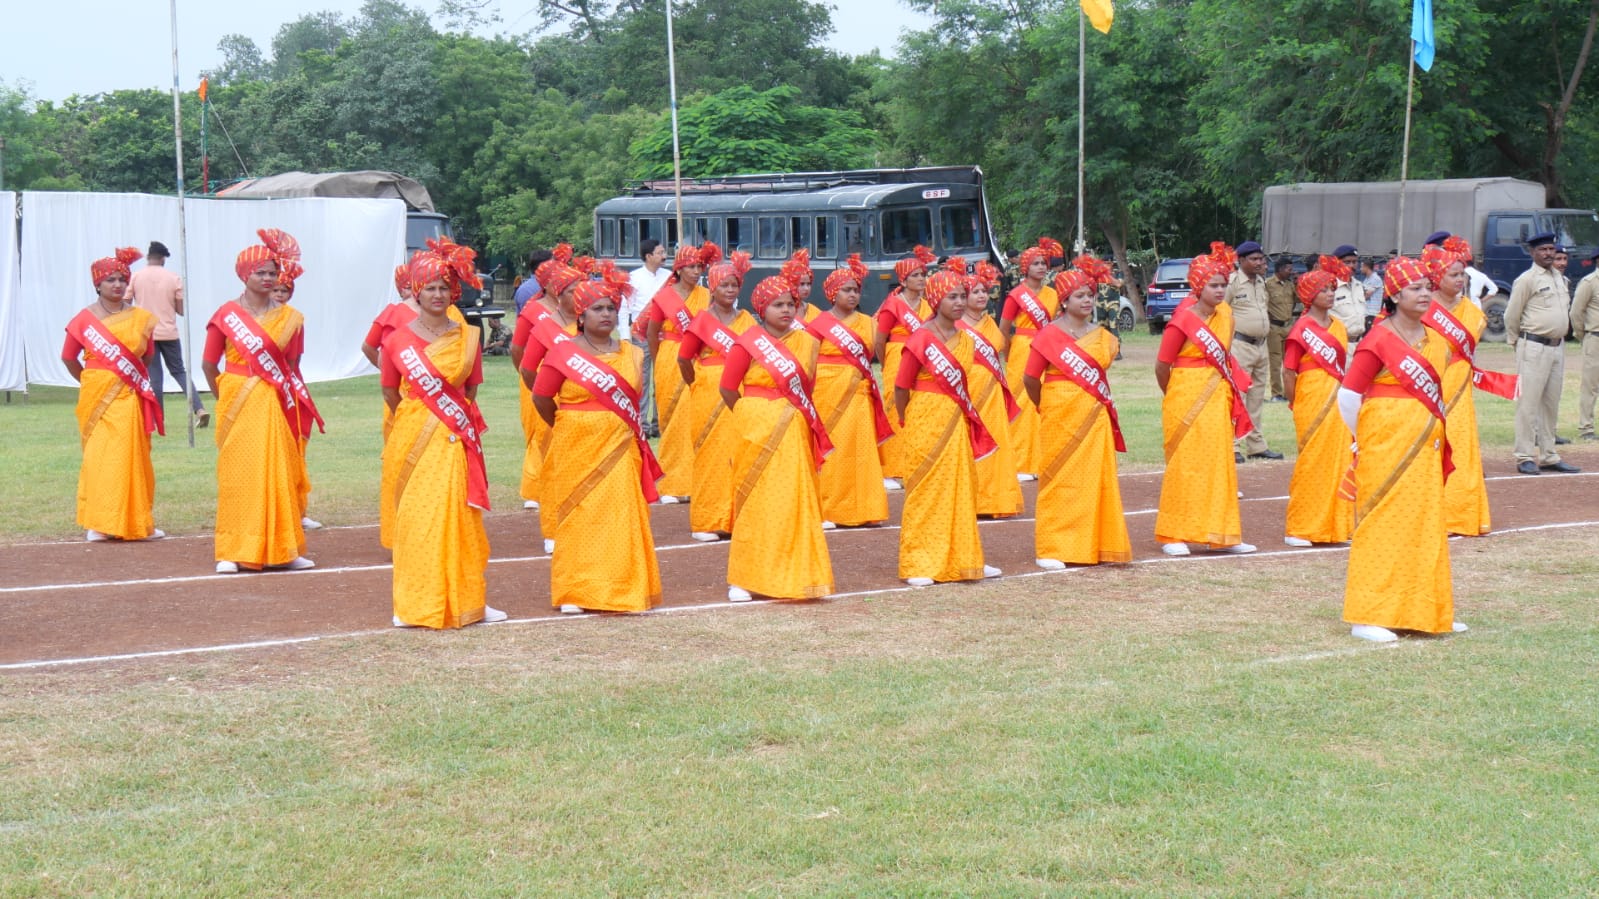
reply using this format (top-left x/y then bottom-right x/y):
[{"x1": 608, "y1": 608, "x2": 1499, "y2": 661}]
[
  {"x1": 0, "y1": 193, "x2": 23, "y2": 391},
  {"x1": 19, "y1": 192, "x2": 407, "y2": 388}
]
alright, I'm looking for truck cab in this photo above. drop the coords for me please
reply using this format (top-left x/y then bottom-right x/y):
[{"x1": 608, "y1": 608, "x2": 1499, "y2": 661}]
[{"x1": 1480, "y1": 209, "x2": 1599, "y2": 338}]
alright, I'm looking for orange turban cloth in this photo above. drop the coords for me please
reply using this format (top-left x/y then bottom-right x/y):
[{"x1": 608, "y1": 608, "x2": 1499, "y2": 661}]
[
  {"x1": 706, "y1": 251, "x2": 752, "y2": 289},
  {"x1": 750, "y1": 275, "x2": 796, "y2": 317},
  {"x1": 407, "y1": 237, "x2": 482, "y2": 301},
  {"x1": 968, "y1": 260, "x2": 1000, "y2": 294},
  {"x1": 90, "y1": 247, "x2": 142, "y2": 286},
  {"x1": 925, "y1": 270, "x2": 965, "y2": 305},
  {"x1": 393, "y1": 264, "x2": 411, "y2": 296},
  {"x1": 1187, "y1": 242, "x2": 1237, "y2": 293},
  {"x1": 1383, "y1": 256, "x2": 1430, "y2": 299},
  {"x1": 823, "y1": 254, "x2": 869, "y2": 301},
  {"x1": 781, "y1": 248, "x2": 813, "y2": 293},
  {"x1": 235, "y1": 228, "x2": 301, "y2": 283},
  {"x1": 894, "y1": 245, "x2": 937, "y2": 281},
  {"x1": 572, "y1": 261, "x2": 633, "y2": 316},
  {"x1": 1053, "y1": 269, "x2": 1094, "y2": 299},
  {"x1": 1296, "y1": 270, "x2": 1337, "y2": 303}
]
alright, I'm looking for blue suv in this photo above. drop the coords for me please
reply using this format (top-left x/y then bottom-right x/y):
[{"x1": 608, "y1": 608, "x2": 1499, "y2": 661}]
[{"x1": 1142, "y1": 258, "x2": 1192, "y2": 333}]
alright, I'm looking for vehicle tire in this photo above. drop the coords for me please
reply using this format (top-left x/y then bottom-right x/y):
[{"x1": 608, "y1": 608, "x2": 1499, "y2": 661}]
[
  {"x1": 1482, "y1": 295, "x2": 1508, "y2": 342},
  {"x1": 1117, "y1": 307, "x2": 1135, "y2": 333}
]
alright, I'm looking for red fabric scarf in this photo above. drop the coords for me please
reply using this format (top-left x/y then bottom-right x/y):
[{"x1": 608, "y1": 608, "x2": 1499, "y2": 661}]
[
  {"x1": 687, "y1": 309, "x2": 741, "y2": 360},
  {"x1": 1006, "y1": 284, "x2": 1051, "y2": 331},
  {"x1": 67, "y1": 309, "x2": 165, "y2": 436},
  {"x1": 1423, "y1": 301, "x2": 1519, "y2": 400},
  {"x1": 386, "y1": 329, "x2": 492, "y2": 510},
  {"x1": 737, "y1": 329, "x2": 834, "y2": 470},
  {"x1": 955, "y1": 320, "x2": 1021, "y2": 421},
  {"x1": 804, "y1": 310, "x2": 892, "y2": 443},
  {"x1": 639, "y1": 283, "x2": 697, "y2": 340},
  {"x1": 542, "y1": 341, "x2": 664, "y2": 502},
  {"x1": 1285, "y1": 313, "x2": 1348, "y2": 381},
  {"x1": 879, "y1": 290, "x2": 925, "y2": 336},
  {"x1": 1030, "y1": 325, "x2": 1126, "y2": 452},
  {"x1": 902, "y1": 328, "x2": 998, "y2": 460},
  {"x1": 1352, "y1": 325, "x2": 1454, "y2": 479},
  {"x1": 1169, "y1": 305, "x2": 1254, "y2": 439},
  {"x1": 210, "y1": 302, "x2": 324, "y2": 439}
]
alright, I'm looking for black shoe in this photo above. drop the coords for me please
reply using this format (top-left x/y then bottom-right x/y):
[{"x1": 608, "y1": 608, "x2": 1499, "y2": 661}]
[
  {"x1": 1235, "y1": 452, "x2": 1246, "y2": 464},
  {"x1": 1581, "y1": 433, "x2": 1598, "y2": 442},
  {"x1": 1517, "y1": 461, "x2": 1540, "y2": 475},
  {"x1": 1269, "y1": 395, "x2": 1287, "y2": 403},
  {"x1": 1555, "y1": 435, "x2": 1571, "y2": 445},
  {"x1": 1540, "y1": 461, "x2": 1582, "y2": 473},
  {"x1": 1248, "y1": 450, "x2": 1285, "y2": 461}
]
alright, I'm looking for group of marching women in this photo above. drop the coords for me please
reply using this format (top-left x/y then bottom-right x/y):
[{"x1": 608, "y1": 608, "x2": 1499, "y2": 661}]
[{"x1": 64, "y1": 227, "x2": 1508, "y2": 643}]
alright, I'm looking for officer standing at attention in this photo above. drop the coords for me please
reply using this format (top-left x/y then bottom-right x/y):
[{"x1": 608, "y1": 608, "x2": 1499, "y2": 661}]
[
  {"x1": 1264, "y1": 256, "x2": 1298, "y2": 401},
  {"x1": 1328, "y1": 244, "x2": 1368, "y2": 342},
  {"x1": 1227, "y1": 241, "x2": 1282, "y2": 461},
  {"x1": 1505, "y1": 232, "x2": 1581, "y2": 474},
  {"x1": 1569, "y1": 247, "x2": 1599, "y2": 442}
]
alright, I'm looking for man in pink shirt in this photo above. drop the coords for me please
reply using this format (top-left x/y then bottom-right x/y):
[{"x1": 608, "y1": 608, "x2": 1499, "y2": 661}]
[{"x1": 125, "y1": 241, "x2": 208, "y2": 426}]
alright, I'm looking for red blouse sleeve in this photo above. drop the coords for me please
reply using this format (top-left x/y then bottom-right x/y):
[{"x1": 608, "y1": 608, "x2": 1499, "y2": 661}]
[
  {"x1": 643, "y1": 296, "x2": 665, "y2": 323},
  {"x1": 363, "y1": 310, "x2": 388, "y2": 350},
  {"x1": 379, "y1": 339, "x2": 401, "y2": 388},
  {"x1": 1001, "y1": 291, "x2": 1020, "y2": 322},
  {"x1": 719, "y1": 344, "x2": 753, "y2": 392},
  {"x1": 61, "y1": 331, "x2": 84, "y2": 363},
  {"x1": 511, "y1": 310, "x2": 535, "y2": 350},
  {"x1": 1282, "y1": 338, "x2": 1305, "y2": 371},
  {"x1": 466, "y1": 345, "x2": 484, "y2": 388},
  {"x1": 285, "y1": 326, "x2": 305, "y2": 364},
  {"x1": 531, "y1": 359, "x2": 568, "y2": 398},
  {"x1": 1341, "y1": 343, "x2": 1384, "y2": 393},
  {"x1": 678, "y1": 328, "x2": 705, "y2": 360},
  {"x1": 895, "y1": 341, "x2": 924, "y2": 389},
  {"x1": 1155, "y1": 322, "x2": 1187, "y2": 364},
  {"x1": 1024, "y1": 340, "x2": 1050, "y2": 379},
  {"x1": 874, "y1": 302, "x2": 897, "y2": 336},
  {"x1": 203, "y1": 322, "x2": 227, "y2": 365}
]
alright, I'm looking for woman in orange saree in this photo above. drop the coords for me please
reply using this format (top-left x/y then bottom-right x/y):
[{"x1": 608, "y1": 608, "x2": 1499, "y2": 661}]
[
  {"x1": 382, "y1": 241, "x2": 504, "y2": 629},
  {"x1": 643, "y1": 242, "x2": 718, "y2": 500},
  {"x1": 1423, "y1": 238, "x2": 1494, "y2": 537},
  {"x1": 534, "y1": 269, "x2": 663, "y2": 614},
  {"x1": 507, "y1": 243, "x2": 575, "y2": 512},
  {"x1": 678, "y1": 252, "x2": 755, "y2": 541},
  {"x1": 515, "y1": 262, "x2": 587, "y2": 553},
  {"x1": 873, "y1": 245, "x2": 935, "y2": 487},
  {"x1": 805, "y1": 254, "x2": 889, "y2": 528},
  {"x1": 956, "y1": 260, "x2": 1023, "y2": 518},
  {"x1": 62, "y1": 247, "x2": 164, "y2": 542},
  {"x1": 1281, "y1": 266, "x2": 1353, "y2": 546},
  {"x1": 202, "y1": 230, "x2": 317, "y2": 574},
  {"x1": 719, "y1": 275, "x2": 835, "y2": 601},
  {"x1": 998, "y1": 237, "x2": 1064, "y2": 478}
]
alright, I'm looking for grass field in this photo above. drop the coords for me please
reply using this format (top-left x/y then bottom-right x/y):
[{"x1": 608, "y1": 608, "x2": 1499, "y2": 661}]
[
  {"x1": 3, "y1": 528, "x2": 1597, "y2": 894},
  {"x1": 0, "y1": 330, "x2": 1583, "y2": 542}
]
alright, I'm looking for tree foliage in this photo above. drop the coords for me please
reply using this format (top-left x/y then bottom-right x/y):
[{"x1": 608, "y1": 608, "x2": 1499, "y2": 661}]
[{"x1": 630, "y1": 85, "x2": 877, "y2": 179}]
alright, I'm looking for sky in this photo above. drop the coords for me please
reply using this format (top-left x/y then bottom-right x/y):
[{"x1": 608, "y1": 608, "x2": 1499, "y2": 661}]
[{"x1": 3, "y1": 0, "x2": 925, "y2": 102}]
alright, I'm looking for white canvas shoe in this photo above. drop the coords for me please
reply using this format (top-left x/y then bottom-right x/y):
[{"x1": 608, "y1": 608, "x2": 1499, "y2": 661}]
[
  {"x1": 1161, "y1": 542, "x2": 1190, "y2": 556},
  {"x1": 728, "y1": 586, "x2": 752, "y2": 602},
  {"x1": 1452, "y1": 621, "x2": 1469, "y2": 632},
  {"x1": 215, "y1": 561, "x2": 239, "y2": 574},
  {"x1": 146, "y1": 529, "x2": 166, "y2": 540},
  {"x1": 982, "y1": 565, "x2": 1002, "y2": 578},
  {"x1": 544, "y1": 539, "x2": 556, "y2": 554},
  {"x1": 883, "y1": 478, "x2": 903, "y2": 491},
  {"x1": 690, "y1": 532, "x2": 721, "y2": 543},
  {"x1": 1035, "y1": 558, "x2": 1067, "y2": 571},
  {"x1": 392, "y1": 615, "x2": 414, "y2": 628},
  {"x1": 301, "y1": 516, "x2": 323, "y2": 530},
  {"x1": 904, "y1": 577, "x2": 934, "y2": 587},
  {"x1": 1351, "y1": 624, "x2": 1398, "y2": 643},
  {"x1": 1016, "y1": 473, "x2": 1036, "y2": 482},
  {"x1": 482, "y1": 606, "x2": 508, "y2": 623},
  {"x1": 1283, "y1": 536, "x2": 1312, "y2": 547},
  {"x1": 523, "y1": 499, "x2": 539, "y2": 510},
  {"x1": 284, "y1": 556, "x2": 316, "y2": 570},
  {"x1": 821, "y1": 520, "x2": 837, "y2": 530},
  {"x1": 659, "y1": 495, "x2": 684, "y2": 504},
  {"x1": 85, "y1": 529, "x2": 110, "y2": 542},
  {"x1": 559, "y1": 604, "x2": 585, "y2": 615},
  {"x1": 1214, "y1": 543, "x2": 1256, "y2": 554}
]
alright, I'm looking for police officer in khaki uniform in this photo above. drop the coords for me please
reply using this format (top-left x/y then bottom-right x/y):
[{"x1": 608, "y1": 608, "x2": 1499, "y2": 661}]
[
  {"x1": 1569, "y1": 246, "x2": 1599, "y2": 442},
  {"x1": 1505, "y1": 232, "x2": 1581, "y2": 474},
  {"x1": 1264, "y1": 256, "x2": 1298, "y2": 400},
  {"x1": 1226, "y1": 241, "x2": 1282, "y2": 460},
  {"x1": 1328, "y1": 244, "x2": 1367, "y2": 342}
]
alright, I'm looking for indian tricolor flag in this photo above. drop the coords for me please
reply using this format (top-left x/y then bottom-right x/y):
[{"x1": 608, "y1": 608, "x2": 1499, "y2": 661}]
[{"x1": 1082, "y1": 0, "x2": 1113, "y2": 34}]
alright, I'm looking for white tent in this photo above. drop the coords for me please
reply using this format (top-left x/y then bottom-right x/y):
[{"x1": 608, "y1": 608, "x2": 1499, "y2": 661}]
[
  {"x1": 0, "y1": 192, "x2": 22, "y2": 392},
  {"x1": 16, "y1": 191, "x2": 407, "y2": 388}
]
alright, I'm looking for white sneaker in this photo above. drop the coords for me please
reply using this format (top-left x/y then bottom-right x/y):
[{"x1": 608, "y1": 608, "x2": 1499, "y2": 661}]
[
  {"x1": 1016, "y1": 473, "x2": 1037, "y2": 482},
  {"x1": 982, "y1": 565, "x2": 1002, "y2": 578},
  {"x1": 85, "y1": 529, "x2": 110, "y2": 543},
  {"x1": 659, "y1": 495, "x2": 683, "y2": 504},
  {"x1": 284, "y1": 556, "x2": 316, "y2": 570},
  {"x1": 1351, "y1": 624, "x2": 1398, "y2": 643},
  {"x1": 1161, "y1": 542, "x2": 1190, "y2": 556},
  {"x1": 301, "y1": 516, "x2": 323, "y2": 530},
  {"x1": 392, "y1": 615, "x2": 415, "y2": 628},
  {"x1": 215, "y1": 560, "x2": 239, "y2": 574},
  {"x1": 728, "y1": 586, "x2": 752, "y2": 602},
  {"x1": 482, "y1": 606, "x2": 508, "y2": 623},
  {"x1": 1452, "y1": 621, "x2": 1469, "y2": 633},
  {"x1": 147, "y1": 529, "x2": 166, "y2": 540},
  {"x1": 559, "y1": 604, "x2": 585, "y2": 615},
  {"x1": 1035, "y1": 558, "x2": 1066, "y2": 571},
  {"x1": 523, "y1": 499, "x2": 539, "y2": 510},
  {"x1": 904, "y1": 577, "x2": 934, "y2": 587},
  {"x1": 821, "y1": 520, "x2": 837, "y2": 531},
  {"x1": 1214, "y1": 543, "x2": 1256, "y2": 554},
  {"x1": 543, "y1": 538, "x2": 555, "y2": 554},
  {"x1": 883, "y1": 478, "x2": 903, "y2": 491},
  {"x1": 1283, "y1": 536, "x2": 1312, "y2": 547},
  {"x1": 690, "y1": 531, "x2": 721, "y2": 543}
]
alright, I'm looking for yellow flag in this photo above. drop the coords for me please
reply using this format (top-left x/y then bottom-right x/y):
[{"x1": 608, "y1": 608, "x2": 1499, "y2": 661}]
[{"x1": 1081, "y1": 0, "x2": 1113, "y2": 33}]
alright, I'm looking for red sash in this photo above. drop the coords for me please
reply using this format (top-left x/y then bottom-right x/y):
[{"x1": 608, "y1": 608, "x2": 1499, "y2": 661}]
[
  {"x1": 737, "y1": 329, "x2": 835, "y2": 470},
  {"x1": 1285, "y1": 314, "x2": 1347, "y2": 381},
  {"x1": 1007, "y1": 284, "x2": 1051, "y2": 331},
  {"x1": 687, "y1": 310, "x2": 741, "y2": 361},
  {"x1": 542, "y1": 341, "x2": 665, "y2": 503},
  {"x1": 804, "y1": 311, "x2": 892, "y2": 443},
  {"x1": 1030, "y1": 326, "x2": 1126, "y2": 452},
  {"x1": 1169, "y1": 305, "x2": 1254, "y2": 439},
  {"x1": 640, "y1": 283, "x2": 697, "y2": 340},
  {"x1": 1353, "y1": 326, "x2": 1454, "y2": 478},
  {"x1": 902, "y1": 328, "x2": 998, "y2": 460},
  {"x1": 879, "y1": 290, "x2": 925, "y2": 336},
  {"x1": 211, "y1": 302, "x2": 324, "y2": 439},
  {"x1": 67, "y1": 309, "x2": 165, "y2": 436},
  {"x1": 955, "y1": 320, "x2": 1021, "y2": 421},
  {"x1": 387, "y1": 329, "x2": 491, "y2": 510},
  {"x1": 1423, "y1": 301, "x2": 1519, "y2": 400}
]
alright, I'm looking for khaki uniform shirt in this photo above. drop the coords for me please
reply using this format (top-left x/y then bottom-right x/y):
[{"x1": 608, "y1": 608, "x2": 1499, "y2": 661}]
[
  {"x1": 1264, "y1": 275, "x2": 1297, "y2": 324},
  {"x1": 1226, "y1": 269, "x2": 1270, "y2": 339},
  {"x1": 1571, "y1": 270, "x2": 1599, "y2": 335},
  {"x1": 1331, "y1": 281, "x2": 1367, "y2": 339},
  {"x1": 1505, "y1": 264, "x2": 1570, "y2": 344}
]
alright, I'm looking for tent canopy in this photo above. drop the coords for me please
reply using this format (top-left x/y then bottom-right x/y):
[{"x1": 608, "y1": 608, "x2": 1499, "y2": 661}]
[{"x1": 216, "y1": 171, "x2": 435, "y2": 213}]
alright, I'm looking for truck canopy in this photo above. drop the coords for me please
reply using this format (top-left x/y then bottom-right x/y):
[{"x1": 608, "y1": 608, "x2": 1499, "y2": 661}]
[
  {"x1": 216, "y1": 171, "x2": 436, "y2": 212},
  {"x1": 1262, "y1": 178, "x2": 1546, "y2": 256}
]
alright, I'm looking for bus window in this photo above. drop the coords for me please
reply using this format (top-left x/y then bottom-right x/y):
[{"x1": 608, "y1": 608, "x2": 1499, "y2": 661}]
[
  {"x1": 843, "y1": 213, "x2": 865, "y2": 255},
  {"x1": 690, "y1": 217, "x2": 717, "y2": 247},
  {"x1": 789, "y1": 217, "x2": 813, "y2": 256},
  {"x1": 814, "y1": 216, "x2": 837, "y2": 259},
  {"x1": 640, "y1": 218, "x2": 665, "y2": 248},
  {"x1": 666, "y1": 218, "x2": 679, "y2": 249},
  {"x1": 940, "y1": 205, "x2": 981, "y2": 252},
  {"x1": 599, "y1": 218, "x2": 618, "y2": 257},
  {"x1": 757, "y1": 216, "x2": 787, "y2": 259},
  {"x1": 726, "y1": 216, "x2": 754, "y2": 253},
  {"x1": 620, "y1": 218, "x2": 637, "y2": 258},
  {"x1": 881, "y1": 208, "x2": 932, "y2": 254}
]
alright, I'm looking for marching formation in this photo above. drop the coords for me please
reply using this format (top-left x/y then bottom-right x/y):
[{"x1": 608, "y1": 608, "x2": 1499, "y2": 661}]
[{"x1": 63, "y1": 225, "x2": 1584, "y2": 644}]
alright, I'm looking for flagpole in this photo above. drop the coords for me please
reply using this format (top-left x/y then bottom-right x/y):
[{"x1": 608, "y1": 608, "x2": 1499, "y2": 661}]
[
  {"x1": 1397, "y1": 46, "x2": 1416, "y2": 255},
  {"x1": 168, "y1": 0, "x2": 195, "y2": 447},
  {"x1": 1075, "y1": 6, "x2": 1087, "y2": 255},
  {"x1": 665, "y1": 0, "x2": 685, "y2": 245}
]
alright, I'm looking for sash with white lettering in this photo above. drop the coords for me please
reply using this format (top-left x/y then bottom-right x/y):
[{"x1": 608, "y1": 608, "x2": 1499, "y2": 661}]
[
  {"x1": 955, "y1": 320, "x2": 1022, "y2": 422},
  {"x1": 687, "y1": 309, "x2": 741, "y2": 361},
  {"x1": 210, "y1": 302, "x2": 324, "y2": 439},
  {"x1": 645, "y1": 283, "x2": 697, "y2": 339},
  {"x1": 1422, "y1": 301, "x2": 1519, "y2": 400},
  {"x1": 902, "y1": 328, "x2": 998, "y2": 460},
  {"x1": 542, "y1": 341, "x2": 664, "y2": 503},
  {"x1": 1355, "y1": 325, "x2": 1454, "y2": 478},
  {"x1": 1169, "y1": 305, "x2": 1255, "y2": 439},
  {"x1": 878, "y1": 289, "x2": 925, "y2": 336},
  {"x1": 1284, "y1": 313, "x2": 1347, "y2": 381},
  {"x1": 737, "y1": 329, "x2": 835, "y2": 470},
  {"x1": 66, "y1": 308, "x2": 165, "y2": 436},
  {"x1": 386, "y1": 328, "x2": 491, "y2": 510},
  {"x1": 804, "y1": 311, "x2": 892, "y2": 443},
  {"x1": 1006, "y1": 284, "x2": 1051, "y2": 331},
  {"x1": 1029, "y1": 325, "x2": 1127, "y2": 452}
]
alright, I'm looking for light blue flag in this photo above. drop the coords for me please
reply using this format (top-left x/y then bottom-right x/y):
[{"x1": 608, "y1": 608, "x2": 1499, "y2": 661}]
[{"x1": 1411, "y1": 0, "x2": 1435, "y2": 71}]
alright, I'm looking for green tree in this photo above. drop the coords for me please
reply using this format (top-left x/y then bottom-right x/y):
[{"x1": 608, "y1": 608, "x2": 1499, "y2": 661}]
[{"x1": 630, "y1": 84, "x2": 877, "y2": 179}]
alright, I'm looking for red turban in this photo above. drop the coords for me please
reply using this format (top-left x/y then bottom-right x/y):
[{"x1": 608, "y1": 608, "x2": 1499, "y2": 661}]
[
  {"x1": 1296, "y1": 270, "x2": 1337, "y2": 303},
  {"x1": 781, "y1": 248, "x2": 813, "y2": 293},
  {"x1": 1072, "y1": 254, "x2": 1114, "y2": 286},
  {"x1": 235, "y1": 228, "x2": 301, "y2": 283},
  {"x1": 1019, "y1": 236, "x2": 1064, "y2": 271},
  {"x1": 572, "y1": 261, "x2": 633, "y2": 316},
  {"x1": 1318, "y1": 254, "x2": 1352, "y2": 284},
  {"x1": 407, "y1": 237, "x2": 482, "y2": 301},
  {"x1": 277, "y1": 260, "x2": 304, "y2": 296},
  {"x1": 968, "y1": 260, "x2": 1000, "y2": 294},
  {"x1": 393, "y1": 264, "x2": 411, "y2": 296},
  {"x1": 673, "y1": 241, "x2": 722, "y2": 275},
  {"x1": 541, "y1": 264, "x2": 586, "y2": 301},
  {"x1": 894, "y1": 245, "x2": 937, "y2": 282},
  {"x1": 823, "y1": 254, "x2": 869, "y2": 301},
  {"x1": 750, "y1": 275, "x2": 795, "y2": 317},
  {"x1": 1383, "y1": 256, "x2": 1430, "y2": 299},
  {"x1": 90, "y1": 247, "x2": 142, "y2": 286},
  {"x1": 1422, "y1": 236, "x2": 1473, "y2": 288},
  {"x1": 1053, "y1": 269, "x2": 1094, "y2": 299},
  {"x1": 706, "y1": 251, "x2": 752, "y2": 289},
  {"x1": 925, "y1": 270, "x2": 965, "y2": 305}
]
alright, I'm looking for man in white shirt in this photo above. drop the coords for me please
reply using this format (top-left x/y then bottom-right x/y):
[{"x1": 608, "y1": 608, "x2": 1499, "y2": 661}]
[
  {"x1": 125, "y1": 240, "x2": 208, "y2": 427},
  {"x1": 626, "y1": 239, "x2": 671, "y2": 436}
]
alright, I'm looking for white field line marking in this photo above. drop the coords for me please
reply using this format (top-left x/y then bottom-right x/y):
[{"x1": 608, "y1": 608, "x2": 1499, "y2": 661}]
[{"x1": 6, "y1": 521, "x2": 1596, "y2": 672}]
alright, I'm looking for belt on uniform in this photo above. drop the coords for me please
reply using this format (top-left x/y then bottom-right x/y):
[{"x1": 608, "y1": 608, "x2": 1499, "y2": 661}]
[
  {"x1": 1519, "y1": 332, "x2": 1562, "y2": 347},
  {"x1": 1587, "y1": 330, "x2": 1599, "y2": 337},
  {"x1": 1270, "y1": 318, "x2": 1290, "y2": 328},
  {"x1": 1234, "y1": 332, "x2": 1266, "y2": 346}
]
